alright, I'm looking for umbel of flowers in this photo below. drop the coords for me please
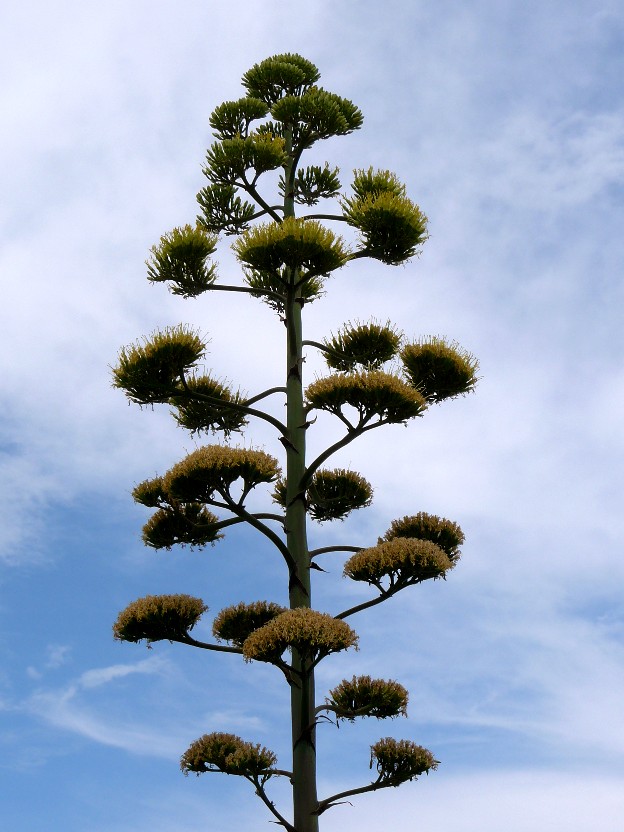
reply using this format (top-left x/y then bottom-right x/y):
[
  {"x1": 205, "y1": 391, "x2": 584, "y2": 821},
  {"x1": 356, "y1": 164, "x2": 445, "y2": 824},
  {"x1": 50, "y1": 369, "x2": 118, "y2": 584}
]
[{"x1": 112, "y1": 53, "x2": 478, "y2": 832}]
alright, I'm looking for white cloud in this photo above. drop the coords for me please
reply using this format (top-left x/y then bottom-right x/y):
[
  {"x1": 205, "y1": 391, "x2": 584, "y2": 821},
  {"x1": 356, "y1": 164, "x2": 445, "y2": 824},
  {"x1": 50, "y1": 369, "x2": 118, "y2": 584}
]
[
  {"x1": 27, "y1": 683, "x2": 181, "y2": 758},
  {"x1": 319, "y1": 770, "x2": 624, "y2": 832},
  {"x1": 25, "y1": 655, "x2": 176, "y2": 756},
  {"x1": 78, "y1": 656, "x2": 168, "y2": 689},
  {"x1": 198, "y1": 710, "x2": 267, "y2": 733},
  {"x1": 1, "y1": 2, "x2": 623, "y2": 829},
  {"x1": 45, "y1": 644, "x2": 72, "y2": 669}
]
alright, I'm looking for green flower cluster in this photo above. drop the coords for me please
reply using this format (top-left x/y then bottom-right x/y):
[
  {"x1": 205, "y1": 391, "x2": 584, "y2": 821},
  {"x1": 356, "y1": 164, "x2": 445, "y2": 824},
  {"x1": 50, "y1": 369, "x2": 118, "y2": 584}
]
[
  {"x1": 343, "y1": 168, "x2": 428, "y2": 265},
  {"x1": 279, "y1": 164, "x2": 341, "y2": 206},
  {"x1": 234, "y1": 217, "x2": 348, "y2": 279},
  {"x1": 113, "y1": 329, "x2": 248, "y2": 436},
  {"x1": 112, "y1": 325, "x2": 206, "y2": 405},
  {"x1": 242, "y1": 53, "x2": 321, "y2": 106},
  {"x1": 146, "y1": 225, "x2": 218, "y2": 298},
  {"x1": 205, "y1": 132, "x2": 287, "y2": 186},
  {"x1": 209, "y1": 97, "x2": 269, "y2": 140},
  {"x1": 401, "y1": 337, "x2": 478, "y2": 402},
  {"x1": 322, "y1": 321, "x2": 402, "y2": 372}
]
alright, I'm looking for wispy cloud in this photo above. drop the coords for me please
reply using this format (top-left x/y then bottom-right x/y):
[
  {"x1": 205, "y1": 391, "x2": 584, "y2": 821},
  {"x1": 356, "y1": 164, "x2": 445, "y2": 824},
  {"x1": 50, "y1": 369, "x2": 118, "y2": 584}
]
[
  {"x1": 28, "y1": 684, "x2": 180, "y2": 758},
  {"x1": 1, "y1": 1, "x2": 623, "y2": 829},
  {"x1": 78, "y1": 656, "x2": 167, "y2": 689},
  {"x1": 319, "y1": 770, "x2": 624, "y2": 832},
  {"x1": 25, "y1": 655, "x2": 176, "y2": 756}
]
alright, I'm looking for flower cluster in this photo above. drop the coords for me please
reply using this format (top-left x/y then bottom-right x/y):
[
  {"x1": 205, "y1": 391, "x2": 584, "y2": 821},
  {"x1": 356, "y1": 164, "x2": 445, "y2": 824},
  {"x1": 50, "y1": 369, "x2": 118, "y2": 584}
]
[
  {"x1": 146, "y1": 225, "x2": 218, "y2": 298},
  {"x1": 342, "y1": 168, "x2": 428, "y2": 265},
  {"x1": 326, "y1": 675, "x2": 408, "y2": 720},
  {"x1": 212, "y1": 601, "x2": 287, "y2": 648},
  {"x1": 322, "y1": 321, "x2": 402, "y2": 373},
  {"x1": 112, "y1": 326, "x2": 206, "y2": 405},
  {"x1": 273, "y1": 468, "x2": 372, "y2": 522},
  {"x1": 181, "y1": 732, "x2": 278, "y2": 784},
  {"x1": 234, "y1": 217, "x2": 348, "y2": 279},
  {"x1": 306, "y1": 370, "x2": 426, "y2": 425},
  {"x1": 370, "y1": 737, "x2": 438, "y2": 784},
  {"x1": 401, "y1": 337, "x2": 478, "y2": 403},
  {"x1": 113, "y1": 594, "x2": 207, "y2": 644},
  {"x1": 381, "y1": 512, "x2": 464, "y2": 561},
  {"x1": 164, "y1": 445, "x2": 280, "y2": 503},
  {"x1": 242, "y1": 608, "x2": 358, "y2": 665},
  {"x1": 344, "y1": 538, "x2": 453, "y2": 588}
]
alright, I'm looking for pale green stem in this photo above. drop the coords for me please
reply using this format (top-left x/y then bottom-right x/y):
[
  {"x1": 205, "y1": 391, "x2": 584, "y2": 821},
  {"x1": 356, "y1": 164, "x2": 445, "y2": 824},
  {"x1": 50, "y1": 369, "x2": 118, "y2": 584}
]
[{"x1": 283, "y1": 125, "x2": 319, "y2": 832}]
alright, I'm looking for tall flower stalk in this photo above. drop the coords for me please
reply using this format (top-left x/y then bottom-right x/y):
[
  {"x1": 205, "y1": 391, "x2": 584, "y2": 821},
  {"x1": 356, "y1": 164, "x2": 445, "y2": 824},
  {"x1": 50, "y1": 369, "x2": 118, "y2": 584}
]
[{"x1": 112, "y1": 53, "x2": 477, "y2": 832}]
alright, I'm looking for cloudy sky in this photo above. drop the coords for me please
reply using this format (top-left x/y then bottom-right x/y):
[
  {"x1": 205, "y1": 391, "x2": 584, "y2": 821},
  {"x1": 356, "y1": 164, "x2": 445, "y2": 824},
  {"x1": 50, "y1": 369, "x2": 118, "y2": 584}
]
[{"x1": 1, "y1": 1, "x2": 623, "y2": 830}]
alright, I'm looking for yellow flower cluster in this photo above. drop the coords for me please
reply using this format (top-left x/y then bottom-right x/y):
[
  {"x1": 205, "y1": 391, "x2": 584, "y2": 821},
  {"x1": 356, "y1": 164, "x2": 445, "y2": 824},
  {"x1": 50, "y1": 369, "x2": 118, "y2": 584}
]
[
  {"x1": 344, "y1": 538, "x2": 453, "y2": 586},
  {"x1": 113, "y1": 325, "x2": 206, "y2": 405},
  {"x1": 146, "y1": 225, "x2": 218, "y2": 298},
  {"x1": 306, "y1": 370, "x2": 426, "y2": 424},
  {"x1": 370, "y1": 737, "x2": 438, "y2": 784},
  {"x1": 401, "y1": 337, "x2": 478, "y2": 403},
  {"x1": 234, "y1": 216, "x2": 348, "y2": 278},
  {"x1": 113, "y1": 594, "x2": 207, "y2": 644},
  {"x1": 212, "y1": 601, "x2": 287, "y2": 648},
  {"x1": 181, "y1": 732, "x2": 277, "y2": 781},
  {"x1": 164, "y1": 445, "x2": 280, "y2": 502},
  {"x1": 242, "y1": 608, "x2": 358, "y2": 664},
  {"x1": 382, "y1": 512, "x2": 464, "y2": 560},
  {"x1": 326, "y1": 675, "x2": 408, "y2": 720}
]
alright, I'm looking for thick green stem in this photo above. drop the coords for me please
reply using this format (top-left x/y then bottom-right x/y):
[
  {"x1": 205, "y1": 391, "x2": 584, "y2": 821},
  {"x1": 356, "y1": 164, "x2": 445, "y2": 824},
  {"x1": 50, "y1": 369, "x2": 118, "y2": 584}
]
[{"x1": 283, "y1": 128, "x2": 319, "y2": 832}]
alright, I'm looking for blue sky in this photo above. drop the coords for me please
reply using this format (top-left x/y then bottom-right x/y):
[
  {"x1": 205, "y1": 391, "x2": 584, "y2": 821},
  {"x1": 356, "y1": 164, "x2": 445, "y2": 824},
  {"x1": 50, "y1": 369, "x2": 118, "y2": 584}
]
[{"x1": 1, "y1": 1, "x2": 623, "y2": 830}]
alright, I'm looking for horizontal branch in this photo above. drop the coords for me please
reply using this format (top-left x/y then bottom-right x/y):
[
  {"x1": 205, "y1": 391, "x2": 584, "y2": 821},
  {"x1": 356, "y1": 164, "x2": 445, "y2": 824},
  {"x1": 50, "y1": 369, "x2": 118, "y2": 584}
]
[
  {"x1": 314, "y1": 703, "x2": 377, "y2": 719},
  {"x1": 245, "y1": 386, "x2": 287, "y2": 406},
  {"x1": 316, "y1": 778, "x2": 386, "y2": 816},
  {"x1": 309, "y1": 545, "x2": 362, "y2": 558},
  {"x1": 248, "y1": 205, "x2": 285, "y2": 221},
  {"x1": 270, "y1": 769, "x2": 294, "y2": 780},
  {"x1": 175, "y1": 634, "x2": 242, "y2": 655},
  {"x1": 334, "y1": 590, "x2": 394, "y2": 621},
  {"x1": 208, "y1": 513, "x2": 286, "y2": 533},
  {"x1": 302, "y1": 339, "x2": 329, "y2": 354},
  {"x1": 335, "y1": 574, "x2": 418, "y2": 619},
  {"x1": 302, "y1": 213, "x2": 349, "y2": 223},
  {"x1": 179, "y1": 374, "x2": 288, "y2": 437},
  {"x1": 205, "y1": 282, "x2": 285, "y2": 305}
]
